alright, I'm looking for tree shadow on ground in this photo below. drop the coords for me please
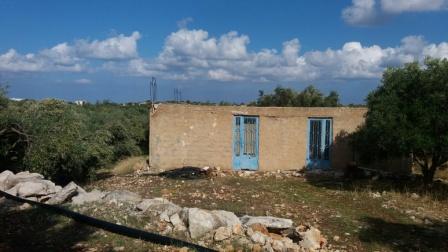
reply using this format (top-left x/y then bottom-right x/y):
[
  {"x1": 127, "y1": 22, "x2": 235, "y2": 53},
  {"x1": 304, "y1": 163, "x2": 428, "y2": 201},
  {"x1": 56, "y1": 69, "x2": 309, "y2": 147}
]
[
  {"x1": 95, "y1": 170, "x2": 115, "y2": 181},
  {"x1": 305, "y1": 173, "x2": 448, "y2": 201},
  {"x1": 156, "y1": 167, "x2": 209, "y2": 180},
  {"x1": 359, "y1": 216, "x2": 448, "y2": 251},
  {"x1": 0, "y1": 201, "x2": 94, "y2": 252}
]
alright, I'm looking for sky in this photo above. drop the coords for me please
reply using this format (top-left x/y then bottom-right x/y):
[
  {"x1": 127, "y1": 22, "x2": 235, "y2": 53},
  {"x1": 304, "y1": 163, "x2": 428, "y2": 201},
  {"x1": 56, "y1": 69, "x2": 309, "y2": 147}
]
[{"x1": 0, "y1": 0, "x2": 447, "y2": 104}]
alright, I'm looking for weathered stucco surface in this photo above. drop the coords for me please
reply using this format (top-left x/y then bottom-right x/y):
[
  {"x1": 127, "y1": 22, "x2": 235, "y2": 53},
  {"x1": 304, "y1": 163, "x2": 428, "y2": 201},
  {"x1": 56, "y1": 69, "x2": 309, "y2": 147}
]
[{"x1": 149, "y1": 104, "x2": 367, "y2": 171}]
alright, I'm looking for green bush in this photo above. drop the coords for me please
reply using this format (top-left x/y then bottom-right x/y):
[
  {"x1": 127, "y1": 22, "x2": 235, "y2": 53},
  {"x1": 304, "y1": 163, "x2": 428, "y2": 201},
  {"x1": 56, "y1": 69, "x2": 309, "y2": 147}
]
[
  {"x1": 352, "y1": 59, "x2": 448, "y2": 185},
  {"x1": 251, "y1": 85, "x2": 340, "y2": 107},
  {"x1": 0, "y1": 94, "x2": 148, "y2": 184}
]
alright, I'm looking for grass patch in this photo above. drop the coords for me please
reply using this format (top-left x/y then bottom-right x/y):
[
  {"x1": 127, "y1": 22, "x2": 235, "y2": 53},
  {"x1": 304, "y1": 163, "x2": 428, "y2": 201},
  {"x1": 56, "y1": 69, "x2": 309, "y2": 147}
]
[
  {"x1": 96, "y1": 156, "x2": 147, "y2": 178},
  {"x1": 91, "y1": 172, "x2": 448, "y2": 251}
]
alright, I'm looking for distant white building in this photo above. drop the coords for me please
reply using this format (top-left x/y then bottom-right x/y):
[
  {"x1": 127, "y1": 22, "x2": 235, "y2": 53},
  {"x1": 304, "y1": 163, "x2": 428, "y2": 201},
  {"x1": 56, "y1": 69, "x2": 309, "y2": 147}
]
[
  {"x1": 9, "y1": 97, "x2": 24, "y2": 102},
  {"x1": 74, "y1": 100, "x2": 87, "y2": 106}
]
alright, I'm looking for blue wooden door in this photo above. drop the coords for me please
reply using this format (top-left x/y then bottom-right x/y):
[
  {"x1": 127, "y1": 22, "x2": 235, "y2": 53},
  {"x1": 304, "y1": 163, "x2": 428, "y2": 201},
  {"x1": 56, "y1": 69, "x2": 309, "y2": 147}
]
[
  {"x1": 233, "y1": 116, "x2": 259, "y2": 170},
  {"x1": 307, "y1": 118, "x2": 332, "y2": 169}
]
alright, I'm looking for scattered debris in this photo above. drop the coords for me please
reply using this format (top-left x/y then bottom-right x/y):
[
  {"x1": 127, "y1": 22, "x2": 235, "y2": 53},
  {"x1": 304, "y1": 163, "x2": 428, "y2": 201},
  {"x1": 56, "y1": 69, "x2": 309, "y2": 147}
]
[
  {"x1": 72, "y1": 189, "x2": 105, "y2": 205},
  {"x1": 103, "y1": 190, "x2": 142, "y2": 204},
  {"x1": 369, "y1": 192, "x2": 382, "y2": 198},
  {"x1": 240, "y1": 215, "x2": 294, "y2": 230},
  {"x1": 0, "y1": 169, "x2": 331, "y2": 251}
]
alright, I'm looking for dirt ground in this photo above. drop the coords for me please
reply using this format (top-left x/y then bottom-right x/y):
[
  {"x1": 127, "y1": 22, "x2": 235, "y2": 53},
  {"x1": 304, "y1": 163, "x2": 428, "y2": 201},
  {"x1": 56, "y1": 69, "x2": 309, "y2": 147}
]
[
  {"x1": 1, "y1": 168, "x2": 448, "y2": 252},
  {"x1": 89, "y1": 168, "x2": 448, "y2": 252}
]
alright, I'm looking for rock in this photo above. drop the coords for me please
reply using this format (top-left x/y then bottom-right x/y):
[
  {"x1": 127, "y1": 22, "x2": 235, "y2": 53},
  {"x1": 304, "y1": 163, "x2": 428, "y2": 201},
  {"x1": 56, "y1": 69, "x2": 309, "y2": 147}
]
[
  {"x1": 235, "y1": 236, "x2": 251, "y2": 247},
  {"x1": 411, "y1": 193, "x2": 420, "y2": 199},
  {"x1": 299, "y1": 227, "x2": 325, "y2": 250},
  {"x1": 161, "y1": 223, "x2": 173, "y2": 234},
  {"x1": 0, "y1": 170, "x2": 14, "y2": 190},
  {"x1": 280, "y1": 228, "x2": 300, "y2": 242},
  {"x1": 103, "y1": 190, "x2": 142, "y2": 204},
  {"x1": 212, "y1": 210, "x2": 241, "y2": 228},
  {"x1": 283, "y1": 242, "x2": 301, "y2": 251},
  {"x1": 186, "y1": 208, "x2": 219, "y2": 239},
  {"x1": 214, "y1": 226, "x2": 232, "y2": 241},
  {"x1": 182, "y1": 208, "x2": 243, "y2": 239},
  {"x1": 71, "y1": 189, "x2": 105, "y2": 205},
  {"x1": 223, "y1": 245, "x2": 234, "y2": 251},
  {"x1": 3, "y1": 171, "x2": 44, "y2": 190},
  {"x1": 170, "y1": 213, "x2": 187, "y2": 232},
  {"x1": 113, "y1": 246, "x2": 125, "y2": 251},
  {"x1": 250, "y1": 231, "x2": 267, "y2": 245},
  {"x1": 263, "y1": 243, "x2": 274, "y2": 252},
  {"x1": 25, "y1": 197, "x2": 38, "y2": 202},
  {"x1": 333, "y1": 235, "x2": 340, "y2": 242},
  {"x1": 271, "y1": 240, "x2": 285, "y2": 252},
  {"x1": 240, "y1": 216, "x2": 293, "y2": 230},
  {"x1": 159, "y1": 211, "x2": 170, "y2": 222},
  {"x1": 246, "y1": 227, "x2": 254, "y2": 236},
  {"x1": 249, "y1": 223, "x2": 269, "y2": 235},
  {"x1": 251, "y1": 244, "x2": 262, "y2": 252},
  {"x1": 15, "y1": 181, "x2": 56, "y2": 197},
  {"x1": 268, "y1": 233, "x2": 283, "y2": 241},
  {"x1": 232, "y1": 223, "x2": 243, "y2": 235},
  {"x1": 47, "y1": 181, "x2": 79, "y2": 204},
  {"x1": 15, "y1": 171, "x2": 45, "y2": 181},
  {"x1": 5, "y1": 185, "x2": 18, "y2": 196},
  {"x1": 370, "y1": 192, "x2": 381, "y2": 198},
  {"x1": 136, "y1": 198, "x2": 181, "y2": 216},
  {"x1": 18, "y1": 203, "x2": 32, "y2": 210},
  {"x1": 76, "y1": 186, "x2": 87, "y2": 195}
]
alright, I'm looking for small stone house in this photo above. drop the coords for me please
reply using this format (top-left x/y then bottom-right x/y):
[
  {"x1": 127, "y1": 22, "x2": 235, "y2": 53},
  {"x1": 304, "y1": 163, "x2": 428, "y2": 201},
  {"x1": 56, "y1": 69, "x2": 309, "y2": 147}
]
[{"x1": 148, "y1": 104, "x2": 374, "y2": 172}]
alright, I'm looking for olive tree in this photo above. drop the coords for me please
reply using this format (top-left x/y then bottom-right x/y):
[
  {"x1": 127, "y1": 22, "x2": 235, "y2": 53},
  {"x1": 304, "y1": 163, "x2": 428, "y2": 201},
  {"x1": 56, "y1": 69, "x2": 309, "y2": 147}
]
[{"x1": 357, "y1": 59, "x2": 448, "y2": 185}]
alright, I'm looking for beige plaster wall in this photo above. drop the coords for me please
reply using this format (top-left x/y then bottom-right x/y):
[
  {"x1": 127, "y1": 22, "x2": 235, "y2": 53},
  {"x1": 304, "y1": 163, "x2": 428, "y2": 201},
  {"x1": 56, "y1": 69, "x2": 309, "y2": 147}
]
[{"x1": 149, "y1": 104, "x2": 367, "y2": 171}]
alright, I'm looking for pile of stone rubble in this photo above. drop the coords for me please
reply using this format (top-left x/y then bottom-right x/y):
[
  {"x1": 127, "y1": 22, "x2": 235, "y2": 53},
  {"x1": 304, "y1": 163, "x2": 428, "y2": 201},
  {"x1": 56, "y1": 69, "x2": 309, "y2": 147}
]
[{"x1": 0, "y1": 170, "x2": 328, "y2": 251}]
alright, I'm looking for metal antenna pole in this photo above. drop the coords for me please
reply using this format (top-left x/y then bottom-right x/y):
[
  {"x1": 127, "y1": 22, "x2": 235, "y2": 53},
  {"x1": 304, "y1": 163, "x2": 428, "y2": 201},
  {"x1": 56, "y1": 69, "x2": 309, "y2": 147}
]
[{"x1": 148, "y1": 77, "x2": 157, "y2": 169}]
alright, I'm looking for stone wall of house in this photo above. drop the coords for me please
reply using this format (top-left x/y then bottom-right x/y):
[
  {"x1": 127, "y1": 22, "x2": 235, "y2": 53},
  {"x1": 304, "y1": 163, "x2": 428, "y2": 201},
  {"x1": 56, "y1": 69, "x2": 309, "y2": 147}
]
[{"x1": 149, "y1": 104, "x2": 368, "y2": 171}]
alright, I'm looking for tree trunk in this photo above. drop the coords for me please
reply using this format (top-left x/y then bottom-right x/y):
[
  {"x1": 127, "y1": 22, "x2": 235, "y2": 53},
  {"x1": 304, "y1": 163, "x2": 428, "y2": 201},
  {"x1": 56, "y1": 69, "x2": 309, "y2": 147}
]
[{"x1": 421, "y1": 163, "x2": 436, "y2": 187}]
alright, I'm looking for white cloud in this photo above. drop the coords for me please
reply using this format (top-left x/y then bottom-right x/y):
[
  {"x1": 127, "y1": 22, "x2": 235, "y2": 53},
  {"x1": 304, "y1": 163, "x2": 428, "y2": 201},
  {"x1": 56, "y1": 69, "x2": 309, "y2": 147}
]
[
  {"x1": 0, "y1": 31, "x2": 140, "y2": 73},
  {"x1": 75, "y1": 31, "x2": 141, "y2": 60},
  {"x1": 342, "y1": 0, "x2": 379, "y2": 26},
  {"x1": 0, "y1": 49, "x2": 84, "y2": 72},
  {"x1": 2, "y1": 28, "x2": 448, "y2": 84},
  {"x1": 177, "y1": 17, "x2": 194, "y2": 29},
  {"x1": 381, "y1": 0, "x2": 447, "y2": 13},
  {"x1": 74, "y1": 78, "x2": 92, "y2": 84},
  {"x1": 282, "y1": 39, "x2": 301, "y2": 66},
  {"x1": 208, "y1": 69, "x2": 244, "y2": 81},
  {"x1": 124, "y1": 28, "x2": 448, "y2": 82},
  {"x1": 343, "y1": 0, "x2": 448, "y2": 25},
  {"x1": 423, "y1": 42, "x2": 448, "y2": 59}
]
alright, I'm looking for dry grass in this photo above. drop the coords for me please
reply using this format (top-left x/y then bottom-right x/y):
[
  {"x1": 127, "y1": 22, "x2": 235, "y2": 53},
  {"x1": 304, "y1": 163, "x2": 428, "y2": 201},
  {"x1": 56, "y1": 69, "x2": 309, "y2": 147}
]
[
  {"x1": 109, "y1": 156, "x2": 147, "y2": 176},
  {"x1": 89, "y1": 170, "x2": 448, "y2": 252},
  {"x1": 435, "y1": 167, "x2": 448, "y2": 181}
]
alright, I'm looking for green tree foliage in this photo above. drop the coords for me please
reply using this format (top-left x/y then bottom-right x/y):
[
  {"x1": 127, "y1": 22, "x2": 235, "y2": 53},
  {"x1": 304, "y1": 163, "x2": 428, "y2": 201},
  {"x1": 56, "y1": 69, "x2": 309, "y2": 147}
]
[
  {"x1": 253, "y1": 85, "x2": 341, "y2": 107},
  {"x1": 0, "y1": 86, "x2": 7, "y2": 110},
  {"x1": 0, "y1": 94, "x2": 148, "y2": 184},
  {"x1": 353, "y1": 59, "x2": 448, "y2": 185}
]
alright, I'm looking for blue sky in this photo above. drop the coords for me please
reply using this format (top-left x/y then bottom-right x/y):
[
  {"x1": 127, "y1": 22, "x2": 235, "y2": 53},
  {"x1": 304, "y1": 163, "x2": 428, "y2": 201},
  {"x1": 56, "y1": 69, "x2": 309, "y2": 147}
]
[{"x1": 1, "y1": 0, "x2": 447, "y2": 104}]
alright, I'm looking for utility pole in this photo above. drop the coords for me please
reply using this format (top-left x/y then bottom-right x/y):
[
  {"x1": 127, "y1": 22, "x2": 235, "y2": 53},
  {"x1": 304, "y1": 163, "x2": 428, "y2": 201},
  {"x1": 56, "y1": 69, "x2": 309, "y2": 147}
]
[
  {"x1": 148, "y1": 77, "x2": 157, "y2": 168},
  {"x1": 173, "y1": 88, "x2": 182, "y2": 103}
]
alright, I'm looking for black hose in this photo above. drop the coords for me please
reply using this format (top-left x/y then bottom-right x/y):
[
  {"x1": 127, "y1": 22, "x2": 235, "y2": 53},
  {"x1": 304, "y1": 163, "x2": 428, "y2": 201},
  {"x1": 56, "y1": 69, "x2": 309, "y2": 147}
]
[{"x1": 0, "y1": 190, "x2": 216, "y2": 252}]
